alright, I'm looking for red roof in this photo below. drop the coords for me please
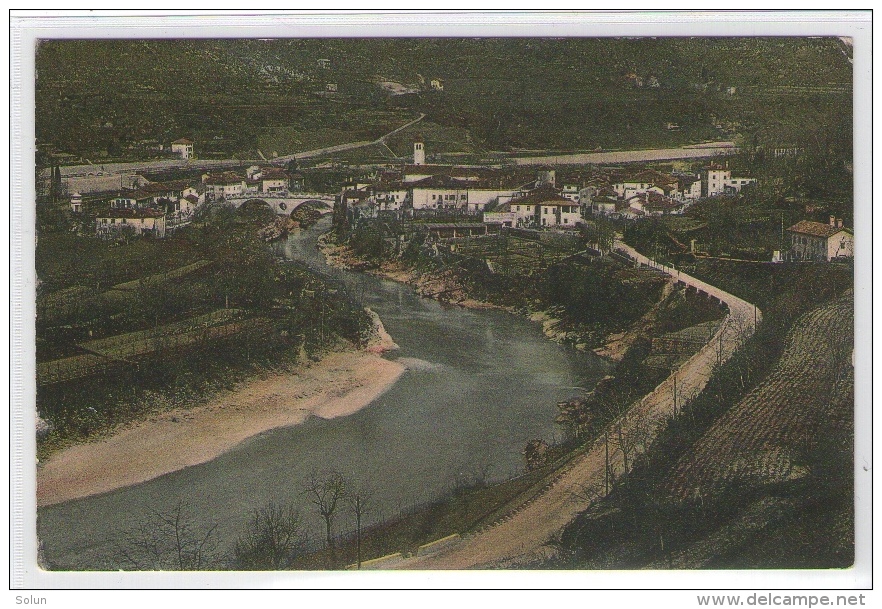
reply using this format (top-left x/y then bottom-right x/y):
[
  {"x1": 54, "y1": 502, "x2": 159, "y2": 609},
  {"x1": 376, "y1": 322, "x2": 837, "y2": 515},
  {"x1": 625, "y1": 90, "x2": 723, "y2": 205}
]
[
  {"x1": 204, "y1": 172, "x2": 244, "y2": 186},
  {"x1": 410, "y1": 174, "x2": 472, "y2": 189},
  {"x1": 507, "y1": 185, "x2": 571, "y2": 206},
  {"x1": 787, "y1": 220, "x2": 852, "y2": 238},
  {"x1": 172, "y1": 138, "x2": 194, "y2": 145},
  {"x1": 260, "y1": 168, "x2": 289, "y2": 180}
]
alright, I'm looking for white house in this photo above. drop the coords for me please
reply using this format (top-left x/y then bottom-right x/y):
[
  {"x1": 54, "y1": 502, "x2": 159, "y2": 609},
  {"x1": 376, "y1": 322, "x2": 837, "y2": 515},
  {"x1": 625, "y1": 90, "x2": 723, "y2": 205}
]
[
  {"x1": 203, "y1": 172, "x2": 246, "y2": 199},
  {"x1": 627, "y1": 192, "x2": 685, "y2": 216},
  {"x1": 701, "y1": 163, "x2": 756, "y2": 197},
  {"x1": 508, "y1": 188, "x2": 581, "y2": 228},
  {"x1": 260, "y1": 167, "x2": 290, "y2": 192},
  {"x1": 561, "y1": 183, "x2": 582, "y2": 204},
  {"x1": 371, "y1": 181, "x2": 409, "y2": 211},
  {"x1": 430, "y1": 78, "x2": 444, "y2": 91},
  {"x1": 787, "y1": 217, "x2": 854, "y2": 261},
  {"x1": 171, "y1": 138, "x2": 194, "y2": 160},
  {"x1": 675, "y1": 175, "x2": 702, "y2": 201},
  {"x1": 95, "y1": 208, "x2": 167, "y2": 239},
  {"x1": 111, "y1": 191, "x2": 154, "y2": 210},
  {"x1": 411, "y1": 175, "x2": 471, "y2": 210},
  {"x1": 591, "y1": 195, "x2": 619, "y2": 216},
  {"x1": 612, "y1": 170, "x2": 678, "y2": 200}
]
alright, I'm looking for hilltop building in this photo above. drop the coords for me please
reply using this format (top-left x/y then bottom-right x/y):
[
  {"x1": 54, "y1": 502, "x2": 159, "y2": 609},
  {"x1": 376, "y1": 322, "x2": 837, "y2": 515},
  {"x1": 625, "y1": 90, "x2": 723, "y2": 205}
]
[
  {"x1": 787, "y1": 217, "x2": 853, "y2": 261},
  {"x1": 171, "y1": 138, "x2": 194, "y2": 160},
  {"x1": 413, "y1": 139, "x2": 425, "y2": 166}
]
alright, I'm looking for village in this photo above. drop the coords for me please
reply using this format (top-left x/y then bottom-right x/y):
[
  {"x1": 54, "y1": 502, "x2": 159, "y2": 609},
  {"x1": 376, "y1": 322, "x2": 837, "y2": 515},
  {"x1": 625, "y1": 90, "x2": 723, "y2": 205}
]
[{"x1": 51, "y1": 137, "x2": 853, "y2": 263}]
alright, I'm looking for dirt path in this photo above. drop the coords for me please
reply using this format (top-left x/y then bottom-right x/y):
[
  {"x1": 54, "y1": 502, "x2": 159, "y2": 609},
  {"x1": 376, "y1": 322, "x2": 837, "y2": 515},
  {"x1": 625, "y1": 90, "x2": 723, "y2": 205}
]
[
  {"x1": 37, "y1": 317, "x2": 404, "y2": 507},
  {"x1": 396, "y1": 241, "x2": 760, "y2": 569}
]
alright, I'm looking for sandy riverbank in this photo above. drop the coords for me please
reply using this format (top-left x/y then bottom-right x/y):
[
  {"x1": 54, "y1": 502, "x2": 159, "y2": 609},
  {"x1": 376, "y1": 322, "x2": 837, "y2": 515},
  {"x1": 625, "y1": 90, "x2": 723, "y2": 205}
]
[{"x1": 37, "y1": 315, "x2": 404, "y2": 508}]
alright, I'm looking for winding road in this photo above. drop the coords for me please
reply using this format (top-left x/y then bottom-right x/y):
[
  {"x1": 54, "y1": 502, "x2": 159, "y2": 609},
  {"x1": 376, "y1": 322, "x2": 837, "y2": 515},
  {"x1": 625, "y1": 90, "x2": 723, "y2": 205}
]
[
  {"x1": 392, "y1": 241, "x2": 760, "y2": 569},
  {"x1": 48, "y1": 113, "x2": 427, "y2": 179}
]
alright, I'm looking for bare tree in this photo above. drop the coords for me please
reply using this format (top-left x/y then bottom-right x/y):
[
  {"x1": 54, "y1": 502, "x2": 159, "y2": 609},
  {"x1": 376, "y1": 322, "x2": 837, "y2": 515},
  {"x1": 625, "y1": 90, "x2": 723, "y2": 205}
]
[
  {"x1": 234, "y1": 501, "x2": 307, "y2": 570},
  {"x1": 113, "y1": 500, "x2": 219, "y2": 570},
  {"x1": 303, "y1": 469, "x2": 348, "y2": 568}
]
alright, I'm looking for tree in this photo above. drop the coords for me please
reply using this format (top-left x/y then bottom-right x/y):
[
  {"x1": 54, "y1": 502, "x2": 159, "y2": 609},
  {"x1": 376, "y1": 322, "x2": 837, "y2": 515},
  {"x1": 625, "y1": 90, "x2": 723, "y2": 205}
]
[
  {"x1": 113, "y1": 500, "x2": 219, "y2": 570},
  {"x1": 523, "y1": 439, "x2": 550, "y2": 471},
  {"x1": 303, "y1": 469, "x2": 348, "y2": 568},
  {"x1": 234, "y1": 501, "x2": 307, "y2": 570}
]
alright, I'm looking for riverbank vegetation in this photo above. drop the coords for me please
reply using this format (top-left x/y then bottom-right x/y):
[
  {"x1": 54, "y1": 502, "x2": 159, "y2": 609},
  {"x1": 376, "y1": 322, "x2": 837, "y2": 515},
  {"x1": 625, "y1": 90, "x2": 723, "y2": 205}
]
[{"x1": 36, "y1": 206, "x2": 374, "y2": 458}]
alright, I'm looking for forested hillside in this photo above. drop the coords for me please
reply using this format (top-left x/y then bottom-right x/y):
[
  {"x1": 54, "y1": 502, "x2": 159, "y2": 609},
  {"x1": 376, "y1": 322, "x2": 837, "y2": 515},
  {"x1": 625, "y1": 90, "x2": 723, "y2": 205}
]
[{"x1": 36, "y1": 37, "x2": 852, "y2": 160}]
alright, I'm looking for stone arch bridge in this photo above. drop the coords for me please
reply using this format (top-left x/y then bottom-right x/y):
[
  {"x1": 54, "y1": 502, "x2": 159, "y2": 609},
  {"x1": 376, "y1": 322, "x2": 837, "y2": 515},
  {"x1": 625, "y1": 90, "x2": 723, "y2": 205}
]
[{"x1": 223, "y1": 192, "x2": 335, "y2": 215}]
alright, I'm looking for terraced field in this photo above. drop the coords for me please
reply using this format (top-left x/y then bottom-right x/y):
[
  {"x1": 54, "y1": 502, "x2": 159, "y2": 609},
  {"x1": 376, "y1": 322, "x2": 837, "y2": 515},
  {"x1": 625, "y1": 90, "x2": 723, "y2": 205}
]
[
  {"x1": 37, "y1": 309, "x2": 261, "y2": 385},
  {"x1": 664, "y1": 290, "x2": 854, "y2": 500}
]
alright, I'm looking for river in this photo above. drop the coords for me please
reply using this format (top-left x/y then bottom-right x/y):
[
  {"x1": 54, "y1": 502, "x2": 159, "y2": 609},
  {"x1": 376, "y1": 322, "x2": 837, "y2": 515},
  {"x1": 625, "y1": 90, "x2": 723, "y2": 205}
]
[{"x1": 37, "y1": 217, "x2": 610, "y2": 569}]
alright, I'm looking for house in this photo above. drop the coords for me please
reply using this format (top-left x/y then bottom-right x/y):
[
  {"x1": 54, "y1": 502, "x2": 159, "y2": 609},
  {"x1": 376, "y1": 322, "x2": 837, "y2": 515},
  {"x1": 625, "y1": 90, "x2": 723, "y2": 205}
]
[
  {"x1": 627, "y1": 192, "x2": 685, "y2": 216},
  {"x1": 370, "y1": 181, "x2": 410, "y2": 212},
  {"x1": 612, "y1": 170, "x2": 678, "y2": 200},
  {"x1": 591, "y1": 195, "x2": 619, "y2": 216},
  {"x1": 317, "y1": 58, "x2": 331, "y2": 69},
  {"x1": 326, "y1": 83, "x2": 338, "y2": 93},
  {"x1": 410, "y1": 175, "x2": 471, "y2": 210},
  {"x1": 701, "y1": 163, "x2": 756, "y2": 197},
  {"x1": 675, "y1": 175, "x2": 702, "y2": 201},
  {"x1": 171, "y1": 138, "x2": 194, "y2": 160},
  {"x1": 95, "y1": 208, "x2": 166, "y2": 239},
  {"x1": 430, "y1": 78, "x2": 444, "y2": 91},
  {"x1": 465, "y1": 176, "x2": 532, "y2": 213},
  {"x1": 142, "y1": 179, "x2": 201, "y2": 204},
  {"x1": 203, "y1": 172, "x2": 246, "y2": 200},
  {"x1": 561, "y1": 183, "x2": 582, "y2": 204},
  {"x1": 787, "y1": 217, "x2": 854, "y2": 261},
  {"x1": 259, "y1": 167, "x2": 290, "y2": 192},
  {"x1": 340, "y1": 189, "x2": 372, "y2": 208},
  {"x1": 508, "y1": 187, "x2": 581, "y2": 228},
  {"x1": 111, "y1": 190, "x2": 154, "y2": 210},
  {"x1": 401, "y1": 164, "x2": 488, "y2": 184}
]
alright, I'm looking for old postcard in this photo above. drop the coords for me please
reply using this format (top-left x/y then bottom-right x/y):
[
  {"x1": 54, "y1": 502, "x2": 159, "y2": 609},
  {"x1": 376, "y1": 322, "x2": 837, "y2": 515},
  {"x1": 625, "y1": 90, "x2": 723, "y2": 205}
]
[{"x1": 10, "y1": 10, "x2": 871, "y2": 595}]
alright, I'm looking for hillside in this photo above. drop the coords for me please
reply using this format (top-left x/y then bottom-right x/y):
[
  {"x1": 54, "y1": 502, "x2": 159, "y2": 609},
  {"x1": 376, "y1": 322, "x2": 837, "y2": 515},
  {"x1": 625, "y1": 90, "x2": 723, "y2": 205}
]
[
  {"x1": 555, "y1": 274, "x2": 854, "y2": 569},
  {"x1": 36, "y1": 38, "x2": 852, "y2": 161},
  {"x1": 665, "y1": 290, "x2": 853, "y2": 502}
]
